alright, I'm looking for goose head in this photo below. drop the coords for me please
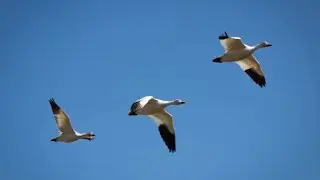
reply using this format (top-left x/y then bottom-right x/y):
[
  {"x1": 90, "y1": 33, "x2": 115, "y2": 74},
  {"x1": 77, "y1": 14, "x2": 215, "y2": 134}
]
[
  {"x1": 81, "y1": 132, "x2": 96, "y2": 141},
  {"x1": 260, "y1": 41, "x2": 272, "y2": 48},
  {"x1": 87, "y1": 132, "x2": 96, "y2": 137},
  {"x1": 173, "y1": 99, "x2": 186, "y2": 105}
]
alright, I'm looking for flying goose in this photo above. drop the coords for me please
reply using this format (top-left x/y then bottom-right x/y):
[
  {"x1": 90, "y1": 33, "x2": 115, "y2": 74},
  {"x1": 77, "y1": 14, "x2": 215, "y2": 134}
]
[
  {"x1": 128, "y1": 96, "x2": 186, "y2": 153},
  {"x1": 48, "y1": 98, "x2": 95, "y2": 143},
  {"x1": 212, "y1": 31, "x2": 272, "y2": 88}
]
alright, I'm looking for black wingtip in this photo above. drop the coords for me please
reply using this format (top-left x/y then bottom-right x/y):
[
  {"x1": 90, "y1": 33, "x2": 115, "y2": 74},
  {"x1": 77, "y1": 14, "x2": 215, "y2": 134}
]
[
  {"x1": 158, "y1": 124, "x2": 176, "y2": 153},
  {"x1": 128, "y1": 111, "x2": 137, "y2": 116},
  {"x1": 48, "y1": 98, "x2": 57, "y2": 105},
  {"x1": 219, "y1": 31, "x2": 229, "y2": 40},
  {"x1": 48, "y1": 98, "x2": 60, "y2": 113},
  {"x1": 212, "y1": 57, "x2": 222, "y2": 63},
  {"x1": 129, "y1": 101, "x2": 141, "y2": 116},
  {"x1": 245, "y1": 68, "x2": 266, "y2": 88},
  {"x1": 48, "y1": 97, "x2": 55, "y2": 103}
]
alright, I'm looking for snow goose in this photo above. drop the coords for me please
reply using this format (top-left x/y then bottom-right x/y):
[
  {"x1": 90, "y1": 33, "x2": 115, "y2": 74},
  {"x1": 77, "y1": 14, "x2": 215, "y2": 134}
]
[
  {"x1": 212, "y1": 31, "x2": 272, "y2": 88},
  {"x1": 48, "y1": 98, "x2": 95, "y2": 143},
  {"x1": 128, "y1": 96, "x2": 186, "y2": 153}
]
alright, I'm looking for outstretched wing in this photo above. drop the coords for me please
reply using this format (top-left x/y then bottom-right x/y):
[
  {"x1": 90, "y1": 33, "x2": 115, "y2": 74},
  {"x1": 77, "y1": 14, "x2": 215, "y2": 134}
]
[
  {"x1": 235, "y1": 55, "x2": 266, "y2": 88},
  {"x1": 219, "y1": 31, "x2": 246, "y2": 51},
  {"x1": 48, "y1": 98, "x2": 74, "y2": 134},
  {"x1": 148, "y1": 110, "x2": 176, "y2": 153},
  {"x1": 129, "y1": 96, "x2": 155, "y2": 115}
]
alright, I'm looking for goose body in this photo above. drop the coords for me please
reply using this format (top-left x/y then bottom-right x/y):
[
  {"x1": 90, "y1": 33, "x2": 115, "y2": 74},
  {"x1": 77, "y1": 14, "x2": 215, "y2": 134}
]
[
  {"x1": 212, "y1": 32, "x2": 272, "y2": 88},
  {"x1": 48, "y1": 98, "x2": 95, "y2": 143},
  {"x1": 128, "y1": 96, "x2": 186, "y2": 153}
]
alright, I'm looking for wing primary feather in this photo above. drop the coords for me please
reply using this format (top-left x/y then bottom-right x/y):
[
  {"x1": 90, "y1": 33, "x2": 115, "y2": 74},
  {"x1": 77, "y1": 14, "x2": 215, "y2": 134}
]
[
  {"x1": 158, "y1": 124, "x2": 176, "y2": 153},
  {"x1": 129, "y1": 101, "x2": 140, "y2": 115},
  {"x1": 245, "y1": 68, "x2": 266, "y2": 88},
  {"x1": 219, "y1": 31, "x2": 229, "y2": 40},
  {"x1": 49, "y1": 98, "x2": 61, "y2": 114}
]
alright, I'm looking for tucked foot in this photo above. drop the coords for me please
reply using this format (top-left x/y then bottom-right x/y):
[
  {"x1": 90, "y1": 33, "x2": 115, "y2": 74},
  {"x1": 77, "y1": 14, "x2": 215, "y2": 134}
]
[{"x1": 212, "y1": 57, "x2": 222, "y2": 63}]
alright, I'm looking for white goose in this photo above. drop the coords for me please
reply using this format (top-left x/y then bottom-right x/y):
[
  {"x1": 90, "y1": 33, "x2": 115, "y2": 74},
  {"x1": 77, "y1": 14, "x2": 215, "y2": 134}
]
[
  {"x1": 128, "y1": 96, "x2": 186, "y2": 153},
  {"x1": 212, "y1": 31, "x2": 272, "y2": 88},
  {"x1": 48, "y1": 98, "x2": 95, "y2": 143}
]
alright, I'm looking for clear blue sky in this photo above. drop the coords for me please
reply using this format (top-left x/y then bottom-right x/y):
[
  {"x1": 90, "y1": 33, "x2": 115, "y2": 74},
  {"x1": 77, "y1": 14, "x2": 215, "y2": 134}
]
[{"x1": 1, "y1": 0, "x2": 319, "y2": 180}]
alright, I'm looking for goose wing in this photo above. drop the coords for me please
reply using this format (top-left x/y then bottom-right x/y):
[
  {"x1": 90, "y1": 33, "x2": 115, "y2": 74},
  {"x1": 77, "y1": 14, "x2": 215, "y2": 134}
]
[
  {"x1": 129, "y1": 96, "x2": 155, "y2": 115},
  {"x1": 48, "y1": 98, "x2": 74, "y2": 134},
  {"x1": 148, "y1": 110, "x2": 176, "y2": 153},
  {"x1": 235, "y1": 55, "x2": 266, "y2": 87},
  {"x1": 219, "y1": 32, "x2": 246, "y2": 51}
]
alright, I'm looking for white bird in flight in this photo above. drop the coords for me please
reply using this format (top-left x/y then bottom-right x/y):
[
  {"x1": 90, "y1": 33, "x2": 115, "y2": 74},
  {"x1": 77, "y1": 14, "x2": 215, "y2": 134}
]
[
  {"x1": 212, "y1": 31, "x2": 272, "y2": 88},
  {"x1": 128, "y1": 96, "x2": 186, "y2": 153},
  {"x1": 48, "y1": 98, "x2": 96, "y2": 143}
]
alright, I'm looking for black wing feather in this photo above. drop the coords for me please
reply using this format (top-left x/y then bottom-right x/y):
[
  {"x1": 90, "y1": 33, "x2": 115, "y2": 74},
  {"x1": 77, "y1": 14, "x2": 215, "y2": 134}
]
[
  {"x1": 158, "y1": 124, "x2": 176, "y2": 153},
  {"x1": 48, "y1": 98, "x2": 61, "y2": 114},
  {"x1": 219, "y1": 31, "x2": 229, "y2": 40},
  {"x1": 128, "y1": 101, "x2": 140, "y2": 115},
  {"x1": 245, "y1": 68, "x2": 266, "y2": 88}
]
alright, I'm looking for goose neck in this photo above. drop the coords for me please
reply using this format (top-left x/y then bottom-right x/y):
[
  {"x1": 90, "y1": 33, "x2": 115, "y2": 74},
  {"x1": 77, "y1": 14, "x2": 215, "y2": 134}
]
[
  {"x1": 160, "y1": 100, "x2": 176, "y2": 107},
  {"x1": 253, "y1": 43, "x2": 264, "y2": 51}
]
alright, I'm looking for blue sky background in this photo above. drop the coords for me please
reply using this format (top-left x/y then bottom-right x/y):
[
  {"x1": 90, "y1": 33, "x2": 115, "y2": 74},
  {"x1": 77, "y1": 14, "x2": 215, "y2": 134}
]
[{"x1": 1, "y1": 0, "x2": 319, "y2": 180}]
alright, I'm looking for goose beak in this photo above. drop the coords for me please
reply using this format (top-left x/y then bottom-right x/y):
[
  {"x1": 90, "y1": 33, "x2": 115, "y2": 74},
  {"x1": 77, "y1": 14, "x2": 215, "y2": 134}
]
[
  {"x1": 181, "y1": 101, "x2": 186, "y2": 104},
  {"x1": 266, "y1": 43, "x2": 272, "y2": 47}
]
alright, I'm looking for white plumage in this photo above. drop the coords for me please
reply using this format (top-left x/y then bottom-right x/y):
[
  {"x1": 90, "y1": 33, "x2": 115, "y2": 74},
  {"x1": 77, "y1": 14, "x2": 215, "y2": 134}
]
[
  {"x1": 48, "y1": 98, "x2": 95, "y2": 143},
  {"x1": 212, "y1": 32, "x2": 272, "y2": 87},
  {"x1": 128, "y1": 96, "x2": 186, "y2": 153}
]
